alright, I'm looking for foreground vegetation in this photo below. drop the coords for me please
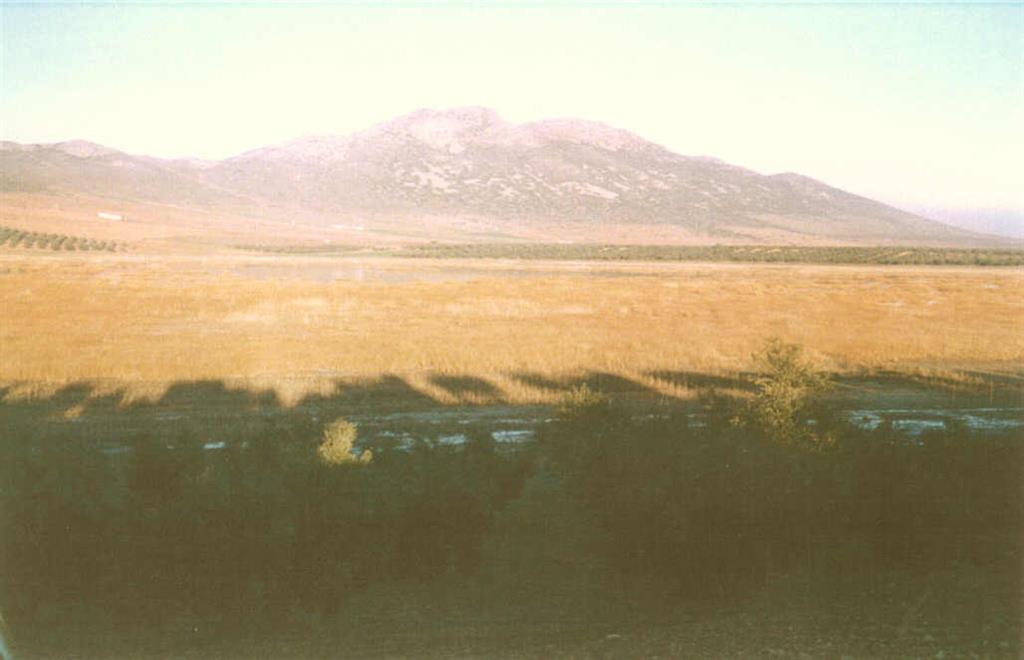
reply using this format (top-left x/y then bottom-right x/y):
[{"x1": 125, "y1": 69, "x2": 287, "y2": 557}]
[{"x1": 1, "y1": 345, "x2": 1020, "y2": 657}]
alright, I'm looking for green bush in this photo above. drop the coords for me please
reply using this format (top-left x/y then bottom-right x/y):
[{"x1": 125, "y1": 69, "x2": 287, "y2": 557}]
[
  {"x1": 746, "y1": 338, "x2": 835, "y2": 449},
  {"x1": 317, "y1": 417, "x2": 370, "y2": 465}
]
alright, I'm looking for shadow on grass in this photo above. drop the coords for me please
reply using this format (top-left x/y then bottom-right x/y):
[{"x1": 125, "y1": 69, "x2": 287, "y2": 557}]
[
  {"x1": 0, "y1": 369, "x2": 682, "y2": 455},
  {"x1": 509, "y1": 370, "x2": 673, "y2": 399},
  {"x1": 429, "y1": 374, "x2": 504, "y2": 403},
  {"x1": 157, "y1": 379, "x2": 282, "y2": 410},
  {"x1": 836, "y1": 369, "x2": 1024, "y2": 407},
  {"x1": 646, "y1": 370, "x2": 756, "y2": 393}
]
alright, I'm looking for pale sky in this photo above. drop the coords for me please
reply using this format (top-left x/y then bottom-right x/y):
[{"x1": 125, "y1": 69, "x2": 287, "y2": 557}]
[{"x1": 2, "y1": 2, "x2": 1022, "y2": 228}]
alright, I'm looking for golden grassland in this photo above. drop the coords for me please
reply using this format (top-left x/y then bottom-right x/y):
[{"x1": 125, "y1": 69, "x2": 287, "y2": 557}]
[{"x1": 1, "y1": 253, "x2": 1021, "y2": 406}]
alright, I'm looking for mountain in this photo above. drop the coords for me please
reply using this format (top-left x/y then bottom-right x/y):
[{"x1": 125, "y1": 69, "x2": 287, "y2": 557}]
[{"x1": 0, "y1": 108, "x2": 997, "y2": 246}]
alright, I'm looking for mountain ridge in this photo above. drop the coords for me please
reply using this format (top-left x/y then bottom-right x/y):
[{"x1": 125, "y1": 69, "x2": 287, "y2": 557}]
[{"x1": 0, "y1": 107, "x2": 1003, "y2": 247}]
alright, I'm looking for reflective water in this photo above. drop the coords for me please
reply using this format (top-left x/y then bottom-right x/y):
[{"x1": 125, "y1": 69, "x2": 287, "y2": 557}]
[{"x1": 95, "y1": 406, "x2": 1022, "y2": 456}]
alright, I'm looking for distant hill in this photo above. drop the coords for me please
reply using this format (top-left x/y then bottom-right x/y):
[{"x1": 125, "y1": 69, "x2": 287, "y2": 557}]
[{"x1": 0, "y1": 107, "x2": 1002, "y2": 246}]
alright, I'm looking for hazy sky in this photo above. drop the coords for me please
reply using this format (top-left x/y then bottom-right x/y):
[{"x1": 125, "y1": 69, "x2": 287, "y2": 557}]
[{"x1": 2, "y1": 2, "x2": 1022, "y2": 220}]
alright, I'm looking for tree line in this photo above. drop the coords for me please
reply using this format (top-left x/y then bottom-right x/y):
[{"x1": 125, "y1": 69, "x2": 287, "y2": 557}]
[{"x1": 0, "y1": 226, "x2": 124, "y2": 252}]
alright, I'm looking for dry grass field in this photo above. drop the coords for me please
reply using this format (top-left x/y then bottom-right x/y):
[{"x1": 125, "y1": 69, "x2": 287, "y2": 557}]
[{"x1": 1, "y1": 252, "x2": 1021, "y2": 406}]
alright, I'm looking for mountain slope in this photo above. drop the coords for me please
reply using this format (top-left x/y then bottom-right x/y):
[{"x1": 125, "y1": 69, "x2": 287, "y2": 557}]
[
  {"x1": 0, "y1": 140, "x2": 239, "y2": 207},
  {"x1": 0, "y1": 108, "x2": 995, "y2": 245}
]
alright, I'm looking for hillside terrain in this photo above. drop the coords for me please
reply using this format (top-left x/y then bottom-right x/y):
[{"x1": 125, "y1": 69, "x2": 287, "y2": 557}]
[{"x1": 0, "y1": 107, "x2": 999, "y2": 248}]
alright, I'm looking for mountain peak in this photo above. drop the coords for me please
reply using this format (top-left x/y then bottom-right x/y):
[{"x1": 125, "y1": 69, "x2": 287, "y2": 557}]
[
  {"x1": 236, "y1": 108, "x2": 661, "y2": 161},
  {"x1": 365, "y1": 107, "x2": 656, "y2": 153},
  {"x1": 0, "y1": 139, "x2": 119, "y2": 158},
  {"x1": 397, "y1": 106, "x2": 504, "y2": 128},
  {"x1": 53, "y1": 140, "x2": 120, "y2": 158},
  {"x1": 365, "y1": 106, "x2": 509, "y2": 152},
  {"x1": 520, "y1": 117, "x2": 656, "y2": 152}
]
